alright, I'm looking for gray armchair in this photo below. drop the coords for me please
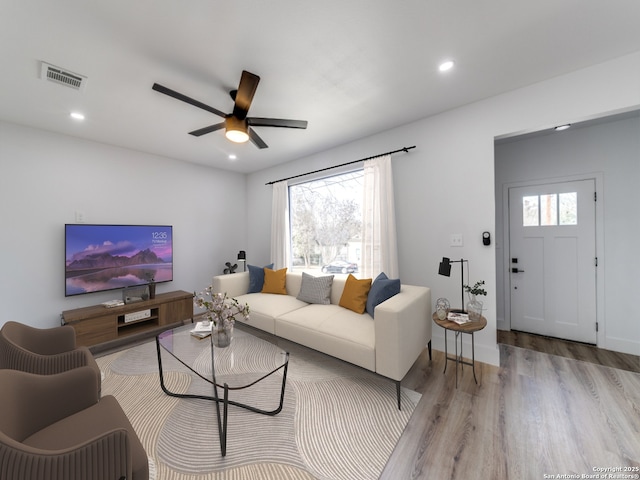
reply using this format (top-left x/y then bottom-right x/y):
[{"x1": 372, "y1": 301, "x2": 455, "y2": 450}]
[
  {"x1": 0, "y1": 366, "x2": 149, "y2": 480},
  {"x1": 0, "y1": 321, "x2": 101, "y2": 393}
]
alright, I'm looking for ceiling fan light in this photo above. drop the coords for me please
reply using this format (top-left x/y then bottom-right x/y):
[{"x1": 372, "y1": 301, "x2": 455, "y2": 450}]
[
  {"x1": 225, "y1": 129, "x2": 249, "y2": 143},
  {"x1": 225, "y1": 117, "x2": 249, "y2": 143}
]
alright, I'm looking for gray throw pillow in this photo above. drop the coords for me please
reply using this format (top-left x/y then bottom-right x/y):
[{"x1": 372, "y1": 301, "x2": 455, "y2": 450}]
[{"x1": 296, "y1": 272, "x2": 334, "y2": 305}]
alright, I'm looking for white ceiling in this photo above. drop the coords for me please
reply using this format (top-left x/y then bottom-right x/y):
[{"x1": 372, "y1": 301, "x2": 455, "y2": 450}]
[{"x1": 2, "y1": 0, "x2": 640, "y2": 173}]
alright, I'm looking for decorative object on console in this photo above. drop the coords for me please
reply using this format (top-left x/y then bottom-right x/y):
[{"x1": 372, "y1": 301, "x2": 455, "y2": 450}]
[
  {"x1": 123, "y1": 284, "x2": 150, "y2": 304},
  {"x1": 147, "y1": 275, "x2": 156, "y2": 299},
  {"x1": 464, "y1": 280, "x2": 486, "y2": 321},
  {"x1": 438, "y1": 257, "x2": 468, "y2": 313},
  {"x1": 193, "y1": 287, "x2": 250, "y2": 348},
  {"x1": 436, "y1": 297, "x2": 450, "y2": 320},
  {"x1": 223, "y1": 262, "x2": 238, "y2": 274}
]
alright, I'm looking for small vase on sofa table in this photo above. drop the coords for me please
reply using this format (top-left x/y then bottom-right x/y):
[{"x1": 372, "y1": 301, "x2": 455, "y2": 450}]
[
  {"x1": 212, "y1": 325, "x2": 233, "y2": 348},
  {"x1": 466, "y1": 295, "x2": 483, "y2": 321}
]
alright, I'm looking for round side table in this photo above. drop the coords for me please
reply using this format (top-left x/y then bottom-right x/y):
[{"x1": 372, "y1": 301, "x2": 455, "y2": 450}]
[{"x1": 432, "y1": 312, "x2": 487, "y2": 387}]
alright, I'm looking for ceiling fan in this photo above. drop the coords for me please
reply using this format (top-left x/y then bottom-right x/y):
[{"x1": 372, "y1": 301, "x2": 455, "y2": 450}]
[{"x1": 152, "y1": 70, "x2": 308, "y2": 149}]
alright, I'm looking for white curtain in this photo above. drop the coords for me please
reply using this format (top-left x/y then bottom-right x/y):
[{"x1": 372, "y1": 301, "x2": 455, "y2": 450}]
[
  {"x1": 361, "y1": 154, "x2": 399, "y2": 279},
  {"x1": 270, "y1": 181, "x2": 290, "y2": 269}
]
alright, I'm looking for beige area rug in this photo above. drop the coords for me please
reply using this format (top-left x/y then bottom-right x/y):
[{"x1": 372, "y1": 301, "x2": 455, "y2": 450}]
[{"x1": 96, "y1": 333, "x2": 420, "y2": 480}]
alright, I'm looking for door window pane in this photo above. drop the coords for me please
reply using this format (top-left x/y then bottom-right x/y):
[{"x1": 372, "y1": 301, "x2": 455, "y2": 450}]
[
  {"x1": 559, "y1": 192, "x2": 577, "y2": 225},
  {"x1": 522, "y1": 191, "x2": 579, "y2": 227},
  {"x1": 523, "y1": 196, "x2": 539, "y2": 226},
  {"x1": 540, "y1": 194, "x2": 558, "y2": 226}
]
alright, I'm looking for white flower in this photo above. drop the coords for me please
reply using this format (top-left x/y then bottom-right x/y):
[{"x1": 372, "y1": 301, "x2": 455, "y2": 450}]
[{"x1": 193, "y1": 288, "x2": 250, "y2": 329}]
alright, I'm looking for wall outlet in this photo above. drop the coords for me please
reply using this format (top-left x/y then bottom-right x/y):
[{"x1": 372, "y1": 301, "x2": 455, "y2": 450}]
[
  {"x1": 75, "y1": 210, "x2": 85, "y2": 223},
  {"x1": 450, "y1": 233, "x2": 463, "y2": 247}
]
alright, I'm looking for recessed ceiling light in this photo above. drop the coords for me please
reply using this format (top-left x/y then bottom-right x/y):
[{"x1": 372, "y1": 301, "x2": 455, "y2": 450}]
[
  {"x1": 228, "y1": 154, "x2": 237, "y2": 160},
  {"x1": 70, "y1": 112, "x2": 85, "y2": 120},
  {"x1": 438, "y1": 60, "x2": 455, "y2": 72},
  {"x1": 555, "y1": 124, "x2": 571, "y2": 131}
]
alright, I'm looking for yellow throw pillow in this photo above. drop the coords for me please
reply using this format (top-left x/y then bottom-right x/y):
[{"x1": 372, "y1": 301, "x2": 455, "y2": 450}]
[
  {"x1": 262, "y1": 267, "x2": 287, "y2": 294},
  {"x1": 339, "y1": 274, "x2": 372, "y2": 314}
]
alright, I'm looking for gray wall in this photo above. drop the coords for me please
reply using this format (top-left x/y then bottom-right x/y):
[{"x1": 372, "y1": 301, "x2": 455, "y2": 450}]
[
  {"x1": 495, "y1": 114, "x2": 640, "y2": 355},
  {"x1": 0, "y1": 122, "x2": 247, "y2": 327},
  {"x1": 1, "y1": 51, "x2": 638, "y2": 362},
  {"x1": 246, "y1": 51, "x2": 640, "y2": 364}
]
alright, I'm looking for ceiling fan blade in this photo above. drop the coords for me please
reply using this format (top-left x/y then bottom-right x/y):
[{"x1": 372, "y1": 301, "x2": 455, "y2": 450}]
[
  {"x1": 232, "y1": 71, "x2": 260, "y2": 120},
  {"x1": 189, "y1": 122, "x2": 225, "y2": 137},
  {"x1": 152, "y1": 83, "x2": 227, "y2": 118},
  {"x1": 248, "y1": 117, "x2": 308, "y2": 129},
  {"x1": 248, "y1": 127, "x2": 268, "y2": 149}
]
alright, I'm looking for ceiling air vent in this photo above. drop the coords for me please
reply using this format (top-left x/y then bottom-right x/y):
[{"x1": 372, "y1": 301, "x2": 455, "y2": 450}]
[{"x1": 40, "y1": 62, "x2": 87, "y2": 91}]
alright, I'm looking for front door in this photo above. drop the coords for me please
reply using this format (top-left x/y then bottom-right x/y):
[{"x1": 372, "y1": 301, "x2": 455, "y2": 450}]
[{"x1": 509, "y1": 179, "x2": 597, "y2": 344}]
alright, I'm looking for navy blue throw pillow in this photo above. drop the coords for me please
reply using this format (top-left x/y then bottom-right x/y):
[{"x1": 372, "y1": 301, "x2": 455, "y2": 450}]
[
  {"x1": 248, "y1": 263, "x2": 274, "y2": 293},
  {"x1": 366, "y1": 272, "x2": 401, "y2": 317}
]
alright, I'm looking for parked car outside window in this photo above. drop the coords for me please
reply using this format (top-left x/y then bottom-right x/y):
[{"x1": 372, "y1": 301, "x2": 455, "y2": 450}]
[{"x1": 321, "y1": 260, "x2": 358, "y2": 274}]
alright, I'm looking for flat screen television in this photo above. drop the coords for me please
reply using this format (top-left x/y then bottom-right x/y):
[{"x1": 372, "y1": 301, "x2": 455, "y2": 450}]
[{"x1": 65, "y1": 224, "x2": 173, "y2": 297}]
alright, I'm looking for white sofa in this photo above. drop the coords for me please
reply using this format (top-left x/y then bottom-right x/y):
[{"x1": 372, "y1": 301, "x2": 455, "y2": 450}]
[{"x1": 212, "y1": 271, "x2": 431, "y2": 408}]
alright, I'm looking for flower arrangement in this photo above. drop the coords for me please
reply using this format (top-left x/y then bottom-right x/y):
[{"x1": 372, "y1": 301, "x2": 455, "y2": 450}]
[
  {"x1": 463, "y1": 281, "x2": 486, "y2": 321},
  {"x1": 464, "y1": 280, "x2": 487, "y2": 297},
  {"x1": 193, "y1": 286, "x2": 250, "y2": 330}
]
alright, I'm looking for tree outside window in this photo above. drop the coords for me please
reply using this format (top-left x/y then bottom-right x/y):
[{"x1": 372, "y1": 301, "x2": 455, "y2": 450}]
[{"x1": 289, "y1": 171, "x2": 363, "y2": 273}]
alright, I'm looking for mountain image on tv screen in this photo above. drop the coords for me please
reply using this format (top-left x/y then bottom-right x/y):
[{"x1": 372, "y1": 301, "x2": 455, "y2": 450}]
[{"x1": 65, "y1": 224, "x2": 173, "y2": 296}]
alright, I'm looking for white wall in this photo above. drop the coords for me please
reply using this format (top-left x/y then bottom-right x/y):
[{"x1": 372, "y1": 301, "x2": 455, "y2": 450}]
[
  {"x1": 0, "y1": 122, "x2": 247, "y2": 328},
  {"x1": 246, "y1": 51, "x2": 640, "y2": 366},
  {"x1": 495, "y1": 115, "x2": 640, "y2": 356}
]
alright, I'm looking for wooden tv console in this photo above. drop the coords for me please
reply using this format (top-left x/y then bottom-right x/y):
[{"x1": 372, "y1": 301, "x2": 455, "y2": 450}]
[{"x1": 62, "y1": 290, "x2": 193, "y2": 348}]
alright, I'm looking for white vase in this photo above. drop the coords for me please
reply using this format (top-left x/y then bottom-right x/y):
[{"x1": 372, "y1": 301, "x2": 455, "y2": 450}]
[
  {"x1": 466, "y1": 295, "x2": 483, "y2": 321},
  {"x1": 212, "y1": 324, "x2": 233, "y2": 348}
]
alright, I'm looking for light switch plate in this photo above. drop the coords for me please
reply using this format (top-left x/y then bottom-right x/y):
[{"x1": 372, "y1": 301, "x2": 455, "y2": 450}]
[{"x1": 450, "y1": 233, "x2": 463, "y2": 247}]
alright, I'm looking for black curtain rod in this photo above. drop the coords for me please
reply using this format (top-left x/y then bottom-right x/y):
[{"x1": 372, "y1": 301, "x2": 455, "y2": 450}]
[{"x1": 265, "y1": 145, "x2": 416, "y2": 185}]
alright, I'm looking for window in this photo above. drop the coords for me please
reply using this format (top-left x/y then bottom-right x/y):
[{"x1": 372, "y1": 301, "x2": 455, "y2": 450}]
[
  {"x1": 288, "y1": 170, "x2": 363, "y2": 274},
  {"x1": 522, "y1": 192, "x2": 577, "y2": 227}
]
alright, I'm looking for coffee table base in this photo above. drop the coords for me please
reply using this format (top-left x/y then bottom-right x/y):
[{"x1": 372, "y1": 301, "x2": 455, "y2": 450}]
[{"x1": 155, "y1": 336, "x2": 289, "y2": 457}]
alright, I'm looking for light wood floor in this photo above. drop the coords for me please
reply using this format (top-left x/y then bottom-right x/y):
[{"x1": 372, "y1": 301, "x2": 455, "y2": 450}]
[
  {"x1": 498, "y1": 330, "x2": 639, "y2": 373},
  {"x1": 381, "y1": 334, "x2": 640, "y2": 479}
]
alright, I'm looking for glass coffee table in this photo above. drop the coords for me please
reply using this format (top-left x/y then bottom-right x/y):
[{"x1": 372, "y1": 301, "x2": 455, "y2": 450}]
[{"x1": 156, "y1": 323, "x2": 289, "y2": 456}]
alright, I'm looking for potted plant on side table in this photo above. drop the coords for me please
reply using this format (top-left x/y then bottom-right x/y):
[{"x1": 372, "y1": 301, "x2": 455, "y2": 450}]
[{"x1": 464, "y1": 280, "x2": 486, "y2": 321}]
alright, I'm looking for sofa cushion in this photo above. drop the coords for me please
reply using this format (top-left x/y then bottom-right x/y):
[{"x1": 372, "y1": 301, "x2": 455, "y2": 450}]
[
  {"x1": 248, "y1": 263, "x2": 274, "y2": 293},
  {"x1": 262, "y1": 267, "x2": 287, "y2": 294},
  {"x1": 296, "y1": 272, "x2": 334, "y2": 305},
  {"x1": 275, "y1": 304, "x2": 375, "y2": 371},
  {"x1": 234, "y1": 292, "x2": 308, "y2": 334},
  {"x1": 366, "y1": 272, "x2": 401, "y2": 317},
  {"x1": 339, "y1": 274, "x2": 372, "y2": 314}
]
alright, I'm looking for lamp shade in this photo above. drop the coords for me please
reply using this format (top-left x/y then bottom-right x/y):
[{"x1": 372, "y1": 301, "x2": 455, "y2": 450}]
[
  {"x1": 237, "y1": 250, "x2": 246, "y2": 261},
  {"x1": 225, "y1": 117, "x2": 249, "y2": 143},
  {"x1": 438, "y1": 257, "x2": 452, "y2": 276}
]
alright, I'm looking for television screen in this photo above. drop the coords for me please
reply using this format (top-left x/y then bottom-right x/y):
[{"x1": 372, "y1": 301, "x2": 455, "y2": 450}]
[{"x1": 65, "y1": 224, "x2": 173, "y2": 296}]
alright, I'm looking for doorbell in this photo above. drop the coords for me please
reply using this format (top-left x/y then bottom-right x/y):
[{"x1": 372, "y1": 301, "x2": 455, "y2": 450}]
[{"x1": 482, "y1": 231, "x2": 491, "y2": 246}]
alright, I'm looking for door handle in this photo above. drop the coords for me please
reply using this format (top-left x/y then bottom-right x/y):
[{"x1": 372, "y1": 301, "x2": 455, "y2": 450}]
[{"x1": 511, "y1": 268, "x2": 525, "y2": 273}]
